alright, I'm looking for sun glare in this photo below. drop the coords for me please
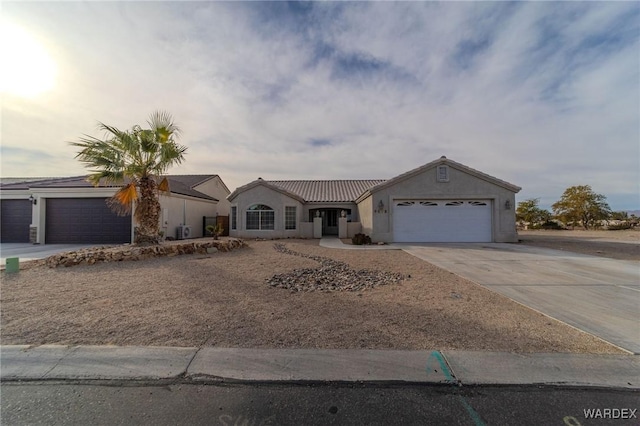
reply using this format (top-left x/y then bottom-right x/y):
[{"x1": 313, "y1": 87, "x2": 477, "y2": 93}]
[{"x1": 0, "y1": 21, "x2": 57, "y2": 98}]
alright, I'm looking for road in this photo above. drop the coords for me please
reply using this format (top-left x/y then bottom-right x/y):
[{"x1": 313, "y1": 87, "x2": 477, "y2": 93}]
[{"x1": 1, "y1": 382, "x2": 638, "y2": 425}]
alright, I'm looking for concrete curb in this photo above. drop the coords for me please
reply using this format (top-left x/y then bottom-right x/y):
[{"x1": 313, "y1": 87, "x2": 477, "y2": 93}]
[{"x1": 1, "y1": 345, "x2": 638, "y2": 389}]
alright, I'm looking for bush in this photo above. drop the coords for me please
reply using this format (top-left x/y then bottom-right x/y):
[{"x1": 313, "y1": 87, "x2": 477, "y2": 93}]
[
  {"x1": 531, "y1": 220, "x2": 565, "y2": 230},
  {"x1": 607, "y1": 222, "x2": 632, "y2": 230},
  {"x1": 352, "y1": 233, "x2": 372, "y2": 245},
  {"x1": 206, "y1": 224, "x2": 224, "y2": 240}
]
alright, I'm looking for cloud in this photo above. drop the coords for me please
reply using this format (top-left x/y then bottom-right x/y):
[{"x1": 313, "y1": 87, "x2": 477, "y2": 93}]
[{"x1": 1, "y1": 2, "x2": 638, "y2": 209}]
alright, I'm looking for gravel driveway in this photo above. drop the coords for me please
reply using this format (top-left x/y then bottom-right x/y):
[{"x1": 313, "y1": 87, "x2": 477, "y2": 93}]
[{"x1": 1, "y1": 240, "x2": 623, "y2": 353}]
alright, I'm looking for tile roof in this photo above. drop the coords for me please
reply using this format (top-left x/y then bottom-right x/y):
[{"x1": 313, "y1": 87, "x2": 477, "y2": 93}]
[
  {"x1": 0, "y1": 177, "x2": 55, "y2": 187},
  {"x1": 358, "y1": 156, "x2": 521, "y2": 200},
  {"x1": 0, "y1": 175, "x2": 219, "y2": 201},
  {"x1": 268, "y1": 180, "x2": 386, "y2": 202},
  {"x1": 165, "y1": 176, "x2": 219, "y2": 200}
]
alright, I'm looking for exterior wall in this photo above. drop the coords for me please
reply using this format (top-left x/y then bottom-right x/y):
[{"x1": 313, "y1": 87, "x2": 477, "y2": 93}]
[
  {"x1": 302, "y1": 203, "x2": 359, "y2": 222},
  {"x1": 229, "y1": 184, "x2": 305, "y2": 239},
  {"x1": 299, "y1": 222, "x2": 313, "y2": 238},
  {"x1": 8, "y1": 186, "x2": 215, "y2": 243},
  {"x1": 158, "y1": 193, "x2": 217, "y2": 239},
  {"x1": 347, "y1": 222, "x2": 362, "y2": 238},
  {"x1": 193, "y1": 176, "x2": 231, "y2": 216},
  {"x1": 17, "y1": 187, "x2": 124, "y2": 244},
  {"x1": 368, "y1": 165, "x2": 518, "y2": 243},
  {"x1": 356, "y1": 195, "x2": 373, "y2": 236}
]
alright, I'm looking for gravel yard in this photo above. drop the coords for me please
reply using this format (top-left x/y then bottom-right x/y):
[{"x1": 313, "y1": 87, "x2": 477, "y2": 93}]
[{"x1": 0, "y1": 240, "x2": 624, "y2": 353}]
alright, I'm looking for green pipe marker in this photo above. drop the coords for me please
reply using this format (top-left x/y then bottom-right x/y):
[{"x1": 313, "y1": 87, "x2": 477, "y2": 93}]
[{"x1": 5, "y1": 257, "x2": 19, "y2": 273}]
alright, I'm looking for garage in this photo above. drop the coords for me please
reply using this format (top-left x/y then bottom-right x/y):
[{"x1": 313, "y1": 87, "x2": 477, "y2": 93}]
[
  {"x1": 393, "y1": 199, "x2": 492, "y2": 243},
  {"x1": 46, "y1": 198, "x2": 131, "y2": 244},
  {"x1": 1, "y1": 199, "x2": 32, "y2": 242}
]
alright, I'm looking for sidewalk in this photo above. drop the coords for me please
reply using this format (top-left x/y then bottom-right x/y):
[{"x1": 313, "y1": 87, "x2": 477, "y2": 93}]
[{"x1": 1, "y1": 345, "x2": 637, "y2": 389}]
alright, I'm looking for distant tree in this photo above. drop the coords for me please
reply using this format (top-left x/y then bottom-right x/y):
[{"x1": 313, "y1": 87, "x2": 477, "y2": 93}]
[
  {"x1": 610, "y1": 211, "x2": 629, "y2": 221},
  {"x1": 71, "y1": 111, "x2": 187, "y2": 244},
  {"x1": 516, "y1": 198, "x2": 551, "y2": 228},
  {"x1": 552, "y1": 185, "x2": 611, "y2": 230}
]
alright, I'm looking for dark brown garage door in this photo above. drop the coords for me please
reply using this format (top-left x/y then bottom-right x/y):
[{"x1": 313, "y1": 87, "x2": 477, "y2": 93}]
[
  {"x1": 1, "y1": 199, "x2": 32, "y2": 242},
  {"x1": 46, "y1": 198, "x2": 131, "y2": 244}
]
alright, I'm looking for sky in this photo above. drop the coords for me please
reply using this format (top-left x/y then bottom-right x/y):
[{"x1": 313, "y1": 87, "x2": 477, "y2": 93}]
[{"x1": 1, "y1": 1, "x2": 638, "y2": 211}]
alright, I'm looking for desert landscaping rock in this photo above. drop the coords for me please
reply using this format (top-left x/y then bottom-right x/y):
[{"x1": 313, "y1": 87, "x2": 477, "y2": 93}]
[
  {"x1": 0, "y1": 239, "x2": 626, "y2": 353},
  {"x1": 267, "y1": 243, "x2": 404, "y2": 292},
  {"x1": 43, "y1": 238, "x2": 247, "y2": 268}
]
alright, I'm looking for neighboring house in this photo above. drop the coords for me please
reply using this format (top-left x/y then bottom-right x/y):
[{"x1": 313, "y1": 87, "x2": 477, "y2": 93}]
[
  {"x1": 228, "y1": 156, "x2": 521, "y2": 243},
  {"x1": 0, "y1": 175, "x2": 230, "y2": 244}
]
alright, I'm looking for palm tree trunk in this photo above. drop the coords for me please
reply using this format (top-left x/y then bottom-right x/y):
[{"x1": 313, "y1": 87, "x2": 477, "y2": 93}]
[{"x1": 135, "y1": 177, "x2": 161, "y2": 244}]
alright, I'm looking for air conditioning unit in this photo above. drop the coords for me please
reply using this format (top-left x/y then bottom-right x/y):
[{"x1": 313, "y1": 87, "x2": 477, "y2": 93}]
[{"x1": 176, "y1": 225, "x2": 192, "y2": 240}]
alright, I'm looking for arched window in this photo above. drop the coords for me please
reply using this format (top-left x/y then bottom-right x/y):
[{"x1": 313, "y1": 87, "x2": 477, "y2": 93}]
[{"x1": 246, "y1": 204, "x2": 275, "y2": 230}]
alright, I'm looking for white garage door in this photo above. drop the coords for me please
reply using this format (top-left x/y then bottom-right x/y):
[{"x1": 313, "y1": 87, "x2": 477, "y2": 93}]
[{"x1": 393, "y1": 200, "x2": 492, "y2": 242}]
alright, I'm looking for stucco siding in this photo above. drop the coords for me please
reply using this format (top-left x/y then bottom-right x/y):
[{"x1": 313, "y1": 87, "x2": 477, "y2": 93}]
[
  {"x1": 370, "y1": 165, "x2": 518, "y2": 243},
  {"x1": 356, "y1": 195, "x2": 373, "y2": 236},
  {"x1": 229, "y1": 184, "x2": 305, "y2": 239},
  {"x1": 193, "y1": 176, "x2": 231, "y2": 216},
  {"x1": 159, "y1": 194, "x2": 217, "y2": 239}
]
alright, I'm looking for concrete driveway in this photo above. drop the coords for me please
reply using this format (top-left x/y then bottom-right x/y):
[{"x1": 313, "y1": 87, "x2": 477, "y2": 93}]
[
  {"x1": 1, "y1": 243, "x2": 96, "y2": 266},
  {"x1": 400, "y1": 243, "x2": 640, "y2": 354}
]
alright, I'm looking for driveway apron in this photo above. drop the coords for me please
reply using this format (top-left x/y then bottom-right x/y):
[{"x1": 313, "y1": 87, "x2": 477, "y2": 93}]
[
  {"x1": 400, "y1": 243, "x2": 640, "y2": 354},
  {"x1": 0, "y1": 243, "x2": 96, "y2": 266}
]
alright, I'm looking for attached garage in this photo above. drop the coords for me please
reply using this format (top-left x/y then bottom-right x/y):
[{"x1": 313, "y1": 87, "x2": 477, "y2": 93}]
[
  {"x1": 45, "y1": 198, "x2": 131, "y2": 244},
  {"x1": 393, "y1": 199, "x2": 492, "y2": 242},
  {"x1": 1, "y1": 199, "x2": 32, "y2": 242}
]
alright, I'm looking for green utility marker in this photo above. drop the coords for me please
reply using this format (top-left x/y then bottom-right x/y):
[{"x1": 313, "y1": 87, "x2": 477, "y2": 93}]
[{"x1": 5, "y1": 257, "x2": 20, "y2": 273}]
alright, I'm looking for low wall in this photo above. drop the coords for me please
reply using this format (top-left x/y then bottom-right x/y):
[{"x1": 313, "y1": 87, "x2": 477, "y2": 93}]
[
  {"x1": 299, "y1": 222, "x2": 313, "y2": 238},
  {"x1": 347, "y1": 222, "x2": 362, "y2": 238},
  {"x1": 45, "y1": 238, "x2": 248, "y2": 268}
]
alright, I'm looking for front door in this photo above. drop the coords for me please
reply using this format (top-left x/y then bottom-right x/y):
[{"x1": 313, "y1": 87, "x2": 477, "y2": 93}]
[{"x1": 322, "y1": 209, "x2": 338, "y2": 236}]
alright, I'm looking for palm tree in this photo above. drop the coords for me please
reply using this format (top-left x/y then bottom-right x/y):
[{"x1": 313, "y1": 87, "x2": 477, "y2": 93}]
[{"x1": 71, "y1": 111, "x2": 187, "y2": 244}]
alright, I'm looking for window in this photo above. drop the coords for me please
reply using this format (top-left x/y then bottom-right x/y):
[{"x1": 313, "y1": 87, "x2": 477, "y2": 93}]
[
  {"x1": 396, "y1": 201, "x2": 415, "y2": 207},
  {"x1": 468, "y1": 201, "x2": 487, "y2": 206},
  {"x1": 231, "y1": 206, "x2": 237, "y2": 230},
  {"x1": 246, "y1": 204, "x2": 274, "y2": 230},
  {"x1": 285, "y1": 206, "x2": 296, "y2": 230},
  {"x1": 445, "y1": 201, "x2": 464, "y2": 206},
  {"x1": 420, "y1": 201, "x2": 438, "y2": 206},
  {"x1": 437, "y1": 165, "x2": 449, "y2": 182}
]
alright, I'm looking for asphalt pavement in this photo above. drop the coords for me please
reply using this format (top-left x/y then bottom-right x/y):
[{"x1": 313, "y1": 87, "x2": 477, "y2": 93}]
[
  {"x1": 1, "y1": 345, "x2": 639, "y2": 425},
  {"x1": 3, "y1": 382, "x2": 638, "y2": 426}
]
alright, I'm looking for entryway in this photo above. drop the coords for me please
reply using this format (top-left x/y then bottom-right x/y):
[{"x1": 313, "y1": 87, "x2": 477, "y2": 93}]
[{"x1": 309, "y1": 209, "x2": 342, "y2": 236}]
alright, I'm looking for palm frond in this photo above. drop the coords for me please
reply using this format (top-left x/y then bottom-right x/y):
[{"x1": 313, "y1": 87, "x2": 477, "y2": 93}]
[
  {"x1": 148, "y1": 110, "x2": 181, "y2": 140},
  {"x1": 158, "y1": 177, "x2": 170, "y2": 193},
  {"x1": 71, "y1": 111, "x2": 186, "y2": 239},
  {"x1": 112, "y1": 182, "x2": 138, "y2": 210}
]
